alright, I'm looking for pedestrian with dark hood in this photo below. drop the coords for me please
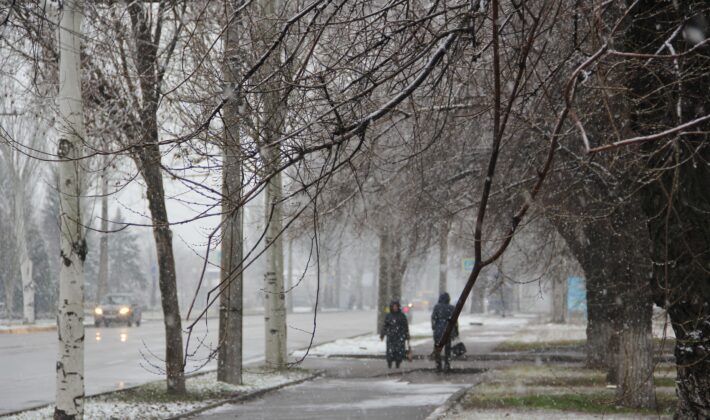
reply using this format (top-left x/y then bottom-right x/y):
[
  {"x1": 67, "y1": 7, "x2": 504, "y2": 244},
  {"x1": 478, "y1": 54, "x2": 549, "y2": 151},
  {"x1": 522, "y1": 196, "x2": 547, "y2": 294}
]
[
  {"x1": 380, "y1": 300, "x2": 410, "y2": 368},
  {"x1": 431, "y1": 292, "x2": 458, "y2": 371}
]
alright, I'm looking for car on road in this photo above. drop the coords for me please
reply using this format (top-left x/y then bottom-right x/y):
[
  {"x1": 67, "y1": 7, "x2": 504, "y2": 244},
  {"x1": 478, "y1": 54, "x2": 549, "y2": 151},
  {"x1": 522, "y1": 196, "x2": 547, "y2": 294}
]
[{"x1": 94, "y1": 293, "x2": 142, "y2": 327}]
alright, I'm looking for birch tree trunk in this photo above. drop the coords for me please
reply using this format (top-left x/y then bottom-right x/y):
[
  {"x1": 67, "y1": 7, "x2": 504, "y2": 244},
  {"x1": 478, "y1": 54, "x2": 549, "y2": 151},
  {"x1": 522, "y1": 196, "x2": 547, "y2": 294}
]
[
  {"x1": 95, "y1": 168, "x2": 109, "y2": 305},
  {"x1": 55, "y1": 1, "x2": 86, "y2": 417},
  {"x1": 218, "y1": 0, "x2": 244, "y2": 384},
  {"x1": 286, "y1": 238, "x2": 293, "y2": 313},
  {"x1": 263, "y1": 158, "x2": 287, "y2": 368},
  {"x1": 2, "y1": 268, "x2": 14, "y2": 318},
  {"x1": 257, "y1": 0, "x2": 288, "y2": 370},
  {"x1": 15, "y1": 186, "x2": 35, "y2": 324}
]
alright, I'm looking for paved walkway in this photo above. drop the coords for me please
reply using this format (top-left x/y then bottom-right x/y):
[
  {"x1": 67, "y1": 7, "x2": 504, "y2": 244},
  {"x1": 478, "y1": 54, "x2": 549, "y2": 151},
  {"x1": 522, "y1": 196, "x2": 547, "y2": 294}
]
[{"x1": 191, "y1": 314, "x2": 533, "y2": 420}]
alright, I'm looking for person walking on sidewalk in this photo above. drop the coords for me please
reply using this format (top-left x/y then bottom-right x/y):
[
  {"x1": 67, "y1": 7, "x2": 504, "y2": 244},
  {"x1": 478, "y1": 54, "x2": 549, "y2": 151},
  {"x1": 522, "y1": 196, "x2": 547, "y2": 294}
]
[
  {"x1": 380, "y1": 300, "x2": 410, "y2": 368},
  {"x1": 432, "y1": 292, "x2": 458, "y2": 372}
]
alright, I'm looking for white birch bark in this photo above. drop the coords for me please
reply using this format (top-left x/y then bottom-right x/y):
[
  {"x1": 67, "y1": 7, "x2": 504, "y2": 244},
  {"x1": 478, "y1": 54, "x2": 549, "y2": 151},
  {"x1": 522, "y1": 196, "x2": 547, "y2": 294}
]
[
  {"x1": 286, "y1": 237, "x2": 293, "y2": 313},
  {"x1": 55, "y1": 0, "x2": 86, "y2": 417},
  {"x1": 15, "y1": 186, "x2": 35, "y2": 324},
  {"x1": 263, "y1": 162, "x2": 287, "y2": 368},
  {"x1": 259, "y1": 0, "x2": 287, "y2": 370}
]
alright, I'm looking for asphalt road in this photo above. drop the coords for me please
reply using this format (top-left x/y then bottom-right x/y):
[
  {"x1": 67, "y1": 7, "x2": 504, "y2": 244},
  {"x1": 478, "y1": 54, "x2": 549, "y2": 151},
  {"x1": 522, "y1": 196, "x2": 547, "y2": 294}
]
[{"x1": 0, "y1": 310, "x2": 376, "y2": 415}]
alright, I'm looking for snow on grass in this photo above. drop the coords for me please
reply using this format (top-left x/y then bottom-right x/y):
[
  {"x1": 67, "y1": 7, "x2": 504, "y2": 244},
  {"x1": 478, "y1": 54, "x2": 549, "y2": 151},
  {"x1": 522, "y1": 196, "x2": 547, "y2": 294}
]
[
  {"x1": 502, "y1": 316, "x2": 675, "y2": 345},
  {"x1": 444, "y1": 408, "x2": 666, "y2": 419},
  {"x1": 6, "y1": 368, "x2": 312, "y2": 420},
  {"x1": 504, "y1": 322, "x2": 587, "y2": 344}
]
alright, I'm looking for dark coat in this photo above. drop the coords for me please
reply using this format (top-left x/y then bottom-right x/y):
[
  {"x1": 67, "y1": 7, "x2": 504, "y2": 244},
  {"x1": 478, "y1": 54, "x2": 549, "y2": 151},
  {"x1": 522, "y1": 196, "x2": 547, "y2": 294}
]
[
  {"x1": 431, "y1": 293, "x2": 458, "y2": 343},
  {"x1": 382, "y1": 310, "x2": 410, "y2": 362}
]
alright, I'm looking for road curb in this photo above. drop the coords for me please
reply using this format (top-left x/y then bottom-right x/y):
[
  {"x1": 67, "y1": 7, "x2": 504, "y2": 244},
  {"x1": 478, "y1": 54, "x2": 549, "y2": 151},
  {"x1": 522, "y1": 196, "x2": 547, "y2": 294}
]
[
  {"x1": 0, "y1": 325, "x2": 56, "y2": 334},
  {"x1": 0, "y1": 322, "x2": 100, "y2": 335},
  {"x1": 424, "y1": 384, "x2": 473, "y2": 420},
  {"x1": 168, "y1": 371, "x2": 323, "y2": 419}
]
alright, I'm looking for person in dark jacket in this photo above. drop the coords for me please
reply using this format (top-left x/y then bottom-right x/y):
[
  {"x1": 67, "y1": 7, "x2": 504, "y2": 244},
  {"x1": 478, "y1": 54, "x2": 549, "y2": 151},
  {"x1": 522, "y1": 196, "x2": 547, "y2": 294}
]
[
  {"x1": 431, "y1": 292, "x2": 458, "y2": 371},
  {"x1": 380, "y1": 300, "x2": 410, "y2": 368}
]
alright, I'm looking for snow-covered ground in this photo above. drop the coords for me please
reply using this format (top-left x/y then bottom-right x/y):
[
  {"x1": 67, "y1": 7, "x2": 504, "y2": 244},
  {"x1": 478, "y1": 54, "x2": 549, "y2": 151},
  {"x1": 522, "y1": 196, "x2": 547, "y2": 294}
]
[
  {"x1": 503, "y1": 317, "x2": 675, "y2": 344},
  {"x1": 5, "y1": 369, "x2": 312, "y2": 420},
  {"x1": 444, "y1": 408, "x2": 668, "y2": 419}
]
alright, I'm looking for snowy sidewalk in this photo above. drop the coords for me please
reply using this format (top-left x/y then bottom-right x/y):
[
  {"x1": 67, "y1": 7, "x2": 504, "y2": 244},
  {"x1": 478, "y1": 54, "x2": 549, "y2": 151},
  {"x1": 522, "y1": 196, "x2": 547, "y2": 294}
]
[
  {"x1": 291, "y1": 313, "x2": 535, "y2": 359},
  {"x1": 189, "y1": 314, "x2": 533, "y2": 420}
]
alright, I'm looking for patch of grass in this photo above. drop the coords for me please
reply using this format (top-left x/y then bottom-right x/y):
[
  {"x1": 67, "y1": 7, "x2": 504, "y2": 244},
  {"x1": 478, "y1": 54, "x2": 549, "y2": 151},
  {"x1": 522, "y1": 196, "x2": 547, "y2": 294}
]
[
  {"x1": 463, "y1": 363, "x2": 677, "y2": 417},
  {"x1": 104, "y1": 367, "x2": 311, "y2": 404},
  {"x1": 495, "y1": 338, "x2": 675, "y2": 354},
  {"x1": 494, "y1": 339, "x2": 585, "y2": 352},
  {"x1": 465, "y1": 391, "x2": 676, "y2": 416},
  {"x1": 105, "y1": 377, "x2": 235, "y2": 404},
  {"x1": 654, "y1": 376, "x2": 676, "y2": 387},
  {"x1": 410, "y1": 334, "x2": 431, "y2": 340}
]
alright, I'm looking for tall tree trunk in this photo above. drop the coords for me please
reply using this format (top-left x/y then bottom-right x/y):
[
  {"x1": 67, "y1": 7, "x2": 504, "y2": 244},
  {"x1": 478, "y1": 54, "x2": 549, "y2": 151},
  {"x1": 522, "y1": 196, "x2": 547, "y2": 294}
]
[
  {"x1": 626, "y1": 2, "x2": 710, "y2": 415},
  {"x1": 550, "y1": 275, "x2": 566, "y2": 323},
  {"x1": 470, "y1": 278, "x2": 485, "y2": 313},
  {"x1": 218, "y1": 0, "x2": 244, "y2": 383},
  {"x1": 141, "y1": 149, "x2": 186, "y2": 394},
  {"x1": 15, "y1": 187, "x2": 34, "y2": 324},
  {"x1": 257, "y1": 0, "x2": 288, "y2": 369},
  {"x1": 2, "y1": 264, "x2": 14, "y2": 318},
  {"x1": 438, "y1": 219, "x2": 449, "y2": 295},
  {"x1": 334, "y1": 248, "x2": 342, "y2": 309},
  {"x1": 388, "y1": 239, "x2": 404, "y2": 303},
  {"x1": 95, "y1": 168, "x2": 109, "y2": 305},
  {"x1": 263, "y1": 158, "x2": 287, "y2": 368},
  {"x1": 55, "y1": 1, "x2": 86, "y2": 417},
  {"x1": 376, "y1": 229, "x2": 390, "y2": 335},
  {"x1": 286, "y1": 237, "x2": 293, "y2": 313},
  {"x1": 127, "y1": 1, "x2": 185, "y2": 394},
  {"x1": 584, "y1": 271, "x2": 616, "y2": 369},
  {"x1": 616, "y1": 294, "x2": 654, "y2": 408},
  {"x1": 354, "y1": 259, "x2": 364, "y2": 310}
]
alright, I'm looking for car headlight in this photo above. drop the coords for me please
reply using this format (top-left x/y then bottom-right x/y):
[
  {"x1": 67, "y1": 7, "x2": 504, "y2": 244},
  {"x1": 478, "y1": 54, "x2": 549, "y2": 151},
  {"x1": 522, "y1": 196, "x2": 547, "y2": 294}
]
[
  {"x1": 94, "y1": 307, "x2": 103, "y2": 315},
  {"x1": 119, "y1": 307, "x2": 130, "y2": 315}
]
